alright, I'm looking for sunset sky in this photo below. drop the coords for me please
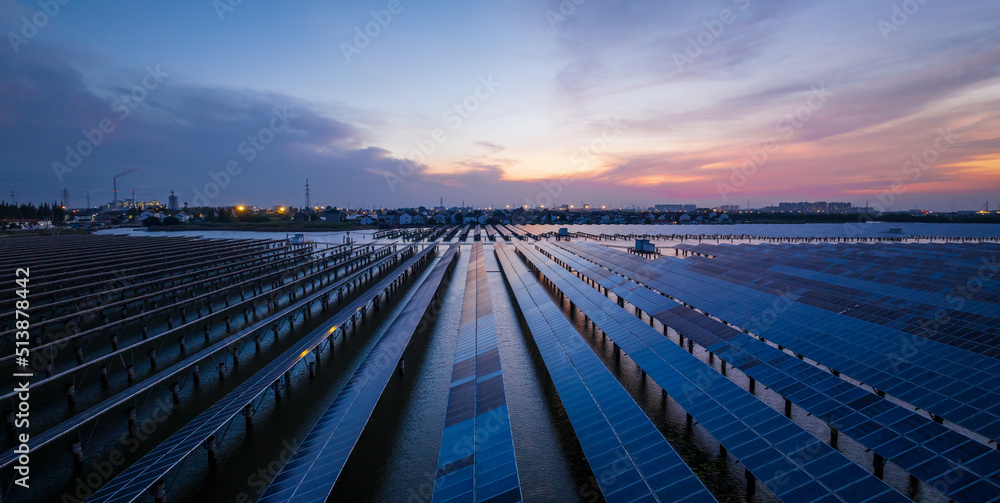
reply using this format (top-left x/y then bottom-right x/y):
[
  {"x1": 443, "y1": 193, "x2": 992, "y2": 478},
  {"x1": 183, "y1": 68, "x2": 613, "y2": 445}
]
[{"x1": 2, "y1": 0, "x2": 999, "y2": 210}]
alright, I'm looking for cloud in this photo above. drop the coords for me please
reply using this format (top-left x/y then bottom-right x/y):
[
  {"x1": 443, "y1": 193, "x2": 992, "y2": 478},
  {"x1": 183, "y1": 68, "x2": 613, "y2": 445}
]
[
  {"x1": 0, "y1": 45, "x2": 443, "y2": 207},
  {"x1": 473, "y1": 141, "x2": 506, "y2": 154},
  {"x1": 3, "y1": 0, "x2": 1000, "y2": 211}
]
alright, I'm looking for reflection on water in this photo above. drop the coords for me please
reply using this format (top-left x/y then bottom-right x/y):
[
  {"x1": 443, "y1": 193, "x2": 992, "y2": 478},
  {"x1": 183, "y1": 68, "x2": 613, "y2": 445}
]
[{"x1": 337, "y1": 246, "x2": 592, "y2": 502}]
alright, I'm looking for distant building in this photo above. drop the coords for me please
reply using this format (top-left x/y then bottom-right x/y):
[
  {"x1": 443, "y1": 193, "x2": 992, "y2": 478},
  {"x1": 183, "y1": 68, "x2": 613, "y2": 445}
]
[
  {"x1": 655, "y1": 204, "x2": 697, "y2": 212},
  {"x1": 168, "y1": 190, "x2": 179, "y2": 211},
  {"x1": 347, "y1": 214, "x2": 376, "y2": 226},
  {"x1": 769, "y1": 201, "x2": 853, "y2": 213},
  {"x1": 828, "y1": 202, "x2": 852, "y2": 213},
  {"x1": 323, "y1": 206, "x2": 344, "y2": 223}
]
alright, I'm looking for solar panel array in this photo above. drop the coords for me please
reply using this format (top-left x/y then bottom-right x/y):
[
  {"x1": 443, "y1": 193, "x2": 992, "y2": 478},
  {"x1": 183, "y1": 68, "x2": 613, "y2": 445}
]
[
  {"x1": 514, "y1": 242, "x2": 907, "y2": 502},
  {"x1": 431, "y1": 242, "x2": 522, "y2": 503},
  {"x1": 1, "y1": 243, "x2": 405, "y2": 470},
  {"x1": 561, "y1": 241, "x2": 1000, "y2": 444},
  {"x1": 71, "y1": 232, "x2": 1000, "y2": 502},
  {"x1": 674, "y1": 242, "x2": 1000, "y2": 357},
  {"x1": 258, "y1": 243, "x2": 459, "y2": 503},
  {"x1": 86, "y1": 243, "x2": 447, "y2": 503},
  {"x1": 541, "y1": 241, "x2": 1000, "y2": 502},
  {"x1": 494, "y1": 242, "x2": 716, "y2": 503}
]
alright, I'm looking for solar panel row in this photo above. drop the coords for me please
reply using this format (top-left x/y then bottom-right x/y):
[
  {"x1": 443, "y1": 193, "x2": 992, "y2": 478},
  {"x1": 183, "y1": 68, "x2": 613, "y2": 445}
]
[
  {"x1": 86, "y1": 242, "x2": 447, "y2": 503},
  {"x1": 257, "y1": 243, "x2": 459, "y2": 503},
  {"x1": 0, "y1": 243, "x2": 405, "y2": 470},
  {"x1": 494, "y1": 242, "x2": 716, "y2": 503},
  {"x1": 562, "y1": 241, "x2": 1000, "y2": 443},
  {"x1": 515, "y1": 241, "x2": 907, "y2": 503},
  {"x1": 540, "y1": 241, "x2": 1000, "y2": 502},
  {"x1": 674, "y1": 243, "x2": 1000, "y2": 357},
  {"x1": 432, "y1": 242, "x2": 522, "y2": 503},
  {"x1": 675, "y1": 242, "x2": 1000, "y2": 298}
]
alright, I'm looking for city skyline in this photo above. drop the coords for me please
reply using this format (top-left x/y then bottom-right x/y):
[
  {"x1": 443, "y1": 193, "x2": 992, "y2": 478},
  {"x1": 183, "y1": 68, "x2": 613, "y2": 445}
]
[{"x1": 2, "y1": 1, "x2": 999, "y2": 211}]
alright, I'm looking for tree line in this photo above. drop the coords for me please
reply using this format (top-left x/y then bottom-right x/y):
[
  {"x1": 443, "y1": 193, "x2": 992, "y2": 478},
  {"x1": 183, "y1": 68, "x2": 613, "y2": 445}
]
[{"x1": 0, "y1": 202, "x2": 67, "y2": 223}]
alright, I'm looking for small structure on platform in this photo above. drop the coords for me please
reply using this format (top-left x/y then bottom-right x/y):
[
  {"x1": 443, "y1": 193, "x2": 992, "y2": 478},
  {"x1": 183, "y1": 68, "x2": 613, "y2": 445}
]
[{"x1": 629, "y1": 238, "x2": 659, "y2": 257}]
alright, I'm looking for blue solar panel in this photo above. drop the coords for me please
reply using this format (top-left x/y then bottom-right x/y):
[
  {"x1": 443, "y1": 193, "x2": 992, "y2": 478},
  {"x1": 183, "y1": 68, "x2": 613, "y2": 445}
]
[
  {"x1": 432, "y1": 242, "x2": 522, "y2": 503},
  {"x1": 516, "y1": 241, "x2": 907, "y2": 503},
  {"x1": 495, "y1": 242, "x2": 716, "y2": 503},
  {"x1": 672, "y1": 242, "x2": 1000, "y2": 357},
  {"x1": 541, "y1": 241, "x2": 1000, "y2": 502},
  {"x1": 86, "y1": 243, "x2": 447, "y2": 503},
  {"x1": 561, "y1": 241, "x2": 1000, "y2": 443},
  {"x1": 248, "y1": 244, "x2": 459, "y2": 503}
]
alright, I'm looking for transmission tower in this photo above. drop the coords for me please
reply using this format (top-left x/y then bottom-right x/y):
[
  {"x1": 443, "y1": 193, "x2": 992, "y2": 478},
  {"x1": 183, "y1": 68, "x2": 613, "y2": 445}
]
[
  {"x1": 62, "y1": 187, "x2": 70, "y2": 208},
  {"x1": 305, "y1": 179, "x2": 311, "y2": 214}
]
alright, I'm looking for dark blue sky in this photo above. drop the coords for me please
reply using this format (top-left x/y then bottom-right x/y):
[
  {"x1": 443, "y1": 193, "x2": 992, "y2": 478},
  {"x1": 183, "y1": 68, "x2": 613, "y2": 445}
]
[{"x1": 2, "y1": 0, "x2": 999, "y2": 210}]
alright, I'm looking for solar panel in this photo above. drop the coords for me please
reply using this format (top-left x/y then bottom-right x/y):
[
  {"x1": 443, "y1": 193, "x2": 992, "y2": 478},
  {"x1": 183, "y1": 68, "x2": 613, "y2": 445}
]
[
  {"x1": 256, "y1": 244, "x2": 459, "y2": 503},
  {"x1": 673, "y1": 243, "x2": 1000, "y2": 357},
  {"x1": 540, "y1": 241, "x2": 1000, "y2": 502},
  {"x1": 515, "y1": 242, "x2": 907, "y2": 503},
  {"x1": 0, "y1": 243, "x2": 404, "y2": 470},
  {"x1": 560, "y1": 241, "x2": 1000, "y2": 442},
  {"x1": 85, "y1": 243, "x2": 448, "y2": 503},
  {"x1": 431, "y1": 242, "x2": 522, "y2": 503},
  {"x1": 494, "y1": 242, "x2": 716, "y2": 503}
]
